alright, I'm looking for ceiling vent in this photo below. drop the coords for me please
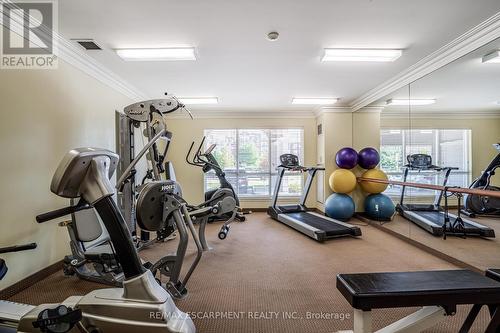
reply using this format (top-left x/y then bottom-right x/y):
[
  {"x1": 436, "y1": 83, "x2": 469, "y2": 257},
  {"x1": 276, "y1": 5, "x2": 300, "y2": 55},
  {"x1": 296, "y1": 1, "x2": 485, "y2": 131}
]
[{"x1": 73, "y1": 39, "x2": 102, "y2": 50}]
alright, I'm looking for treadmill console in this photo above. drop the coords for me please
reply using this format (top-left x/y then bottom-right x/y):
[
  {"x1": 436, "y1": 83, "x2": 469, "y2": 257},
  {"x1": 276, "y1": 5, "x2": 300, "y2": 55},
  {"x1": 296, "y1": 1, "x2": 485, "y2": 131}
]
[
  {"x1": 407, "y1": 154, "x2": 433, "y2": 170},
  {"x1": 280, "y1": 154, "x2": 300, "y2": 168}
]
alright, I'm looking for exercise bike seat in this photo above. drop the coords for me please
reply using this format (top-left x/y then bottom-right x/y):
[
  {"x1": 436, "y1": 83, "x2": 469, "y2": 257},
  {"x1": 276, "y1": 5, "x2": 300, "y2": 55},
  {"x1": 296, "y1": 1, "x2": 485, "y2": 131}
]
[{"x1": 73, "y1": 208, "x2": 104, "y2": 242}]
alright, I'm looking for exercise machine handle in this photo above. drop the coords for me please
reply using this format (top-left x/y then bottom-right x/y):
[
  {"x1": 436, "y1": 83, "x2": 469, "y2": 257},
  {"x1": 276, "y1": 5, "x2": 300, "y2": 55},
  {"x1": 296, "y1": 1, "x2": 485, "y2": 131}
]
[
  {"x1": 36, "y1": 200, "x2": 89, "y2": 223},
  {"x1": 0, "y1": 243, "x2": 37, "y2": 254}
]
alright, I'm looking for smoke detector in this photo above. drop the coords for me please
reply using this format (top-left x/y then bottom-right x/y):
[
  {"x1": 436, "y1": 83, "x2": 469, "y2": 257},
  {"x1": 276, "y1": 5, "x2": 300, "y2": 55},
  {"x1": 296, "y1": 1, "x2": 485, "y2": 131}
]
[{"x1": 267, "y1": 31, "x2": 279, "y2": 41}]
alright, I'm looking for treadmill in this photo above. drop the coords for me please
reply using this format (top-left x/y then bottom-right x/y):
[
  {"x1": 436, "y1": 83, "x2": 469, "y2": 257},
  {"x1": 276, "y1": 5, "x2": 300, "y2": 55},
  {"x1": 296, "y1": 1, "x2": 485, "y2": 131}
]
[
  {"x1": 396, "y1": 154, "x2": 495, "y2": 238},
  {"x1": 267, "y1": 154, "x2": 361, "y2": 242}
]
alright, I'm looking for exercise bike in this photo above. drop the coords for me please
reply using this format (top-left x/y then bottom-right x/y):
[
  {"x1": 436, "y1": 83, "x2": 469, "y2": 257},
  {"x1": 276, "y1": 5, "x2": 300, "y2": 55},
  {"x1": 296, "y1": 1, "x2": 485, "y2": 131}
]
[
  {"x1": 135, "y1": 180, "x2": 238, "y2": 296},
  {"x1": 1, "y1": 148, "x2": 195, "y2": 332},
  {"x1": 463, "y1": 143, "x2": 500, "y2": 217},
  {"x1": 186, "y1": 137, "x2": 246, "y2": 223}
]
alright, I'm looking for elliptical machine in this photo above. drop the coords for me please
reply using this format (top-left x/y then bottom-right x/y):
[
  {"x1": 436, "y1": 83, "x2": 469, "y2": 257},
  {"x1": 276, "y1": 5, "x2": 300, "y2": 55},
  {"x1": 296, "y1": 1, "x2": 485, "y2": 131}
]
[
  {"x1": 1, "y1": 148, "x2": 195, "y2": 332},
  {"x1": 186, "y1": 137, "x2": 246, "y2": 223},
  {"x1": 463, "y1": 143, "x2": 500, "y2": 217}
]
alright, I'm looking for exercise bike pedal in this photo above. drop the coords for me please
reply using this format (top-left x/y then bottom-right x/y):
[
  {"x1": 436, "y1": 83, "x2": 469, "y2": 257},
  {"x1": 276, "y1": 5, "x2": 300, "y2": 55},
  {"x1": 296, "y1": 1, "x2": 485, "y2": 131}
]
[
  {"x1": 167, "y1": 281, "x2": 188, "y2": 299},
  {"x1": 32, "y1": 305, "x2": 82, "y2": 333},
  {"x1": 218, "y1": 226, "x2": 230, "y2": 240}
]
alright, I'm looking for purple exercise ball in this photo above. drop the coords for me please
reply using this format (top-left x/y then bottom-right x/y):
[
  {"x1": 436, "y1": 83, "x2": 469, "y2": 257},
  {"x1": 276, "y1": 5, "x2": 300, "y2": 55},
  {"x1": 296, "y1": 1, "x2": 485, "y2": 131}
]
[
  {"x1": 358, "y1": 147, "x2": 380, "y2": 169},
  {"x1": 335, "y1": 147, "x2": 358, "y2": 169}
]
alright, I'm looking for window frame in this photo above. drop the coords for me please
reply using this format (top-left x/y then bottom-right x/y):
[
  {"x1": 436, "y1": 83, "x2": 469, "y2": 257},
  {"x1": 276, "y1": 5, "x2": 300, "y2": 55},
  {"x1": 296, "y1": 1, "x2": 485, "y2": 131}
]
[
  {"x1": 203, "y1": 127, "x2": 305, "y2": 199},
  {"x1": 380, "y1": 128, "x2": 472, "y2": 197}
]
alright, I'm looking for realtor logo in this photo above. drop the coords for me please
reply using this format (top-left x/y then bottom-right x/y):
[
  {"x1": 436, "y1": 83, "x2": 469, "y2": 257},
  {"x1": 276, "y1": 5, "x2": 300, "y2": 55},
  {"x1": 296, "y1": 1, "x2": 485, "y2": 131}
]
[{"x1": 1, "y1": 0, "x2": 58, "y2": 69}]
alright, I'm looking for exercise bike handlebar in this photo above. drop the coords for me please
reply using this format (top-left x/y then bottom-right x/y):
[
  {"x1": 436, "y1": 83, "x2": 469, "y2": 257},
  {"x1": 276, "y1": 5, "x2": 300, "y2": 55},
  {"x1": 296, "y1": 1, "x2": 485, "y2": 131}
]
[
  {"x1": 0, "y1": 243, "x2": 37, "y2": 254},
  {"x1": 186, "y1": 137, "x2": 221, "y2": 172},
  {"x1": 186, "y1": 141, "x2": 204, "y2": 167}
]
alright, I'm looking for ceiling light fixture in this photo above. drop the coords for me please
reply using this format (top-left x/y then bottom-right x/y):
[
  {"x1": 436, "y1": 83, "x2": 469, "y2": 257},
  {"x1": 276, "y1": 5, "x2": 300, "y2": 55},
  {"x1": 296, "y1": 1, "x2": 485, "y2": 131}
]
[
  {"x1": 482, "y1": 50, "x2": 500, "y2": 63},
  {"x1": 115, "y1": 48, "x2": 196, "y2": 61},
  {"x1": 292, "y1": 98, "x2": 338, "y2": 105},
  {"x1": 386, "y1": 99, "x2": 436, "y2": 106},
  {"x1": 321, "y1": 48, "x2": 402, "y2": 62},
  {"x1": 177, "y1": 97, "x2": 218, "y2": 105}
]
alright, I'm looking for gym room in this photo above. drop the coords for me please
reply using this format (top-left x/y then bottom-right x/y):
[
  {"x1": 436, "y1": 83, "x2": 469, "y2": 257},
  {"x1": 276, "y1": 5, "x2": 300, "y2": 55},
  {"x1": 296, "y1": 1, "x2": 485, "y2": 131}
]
[{"x1": 1, "y1": 1, "x2": 500, "y2": 332}]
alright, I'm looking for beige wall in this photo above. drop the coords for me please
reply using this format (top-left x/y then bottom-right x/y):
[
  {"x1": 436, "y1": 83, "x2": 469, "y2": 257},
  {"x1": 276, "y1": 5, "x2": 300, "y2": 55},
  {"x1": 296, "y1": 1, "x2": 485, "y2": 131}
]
[
  {"x1": 351, "y1": 111, "x2": 382, "y2": 210},
  {"x1": 315, "y1": 112, "x2": 353, "y2": 211},
  {"x1": 164, "y1": 117, "x2": 317, "y2": 209},
  {"x1": 316, "y1": 110, "x2": 382, "y2": 212},
  {"x1": 0, "y1": 60, "x2": 132, "y2": 288},
  {"x1": 381, "y1": 116, "x2": 500, "y2": 184}
]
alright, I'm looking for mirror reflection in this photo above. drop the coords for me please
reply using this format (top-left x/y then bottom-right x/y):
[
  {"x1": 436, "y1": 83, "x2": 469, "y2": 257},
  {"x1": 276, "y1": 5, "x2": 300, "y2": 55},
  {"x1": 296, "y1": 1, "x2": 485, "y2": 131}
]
[{"x1": 369, "y1": 38, "x2": 500, "y2": 270}]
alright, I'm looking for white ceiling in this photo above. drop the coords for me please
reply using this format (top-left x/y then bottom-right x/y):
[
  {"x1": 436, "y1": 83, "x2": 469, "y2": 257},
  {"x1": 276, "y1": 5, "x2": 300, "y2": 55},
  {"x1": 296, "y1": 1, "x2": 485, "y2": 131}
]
[
  {"x1": 375, "y1": 38, "x2": 500, "y2": 114},
  {"x1": 58, "y1": 0, "x2": 500, "y2": 111}
]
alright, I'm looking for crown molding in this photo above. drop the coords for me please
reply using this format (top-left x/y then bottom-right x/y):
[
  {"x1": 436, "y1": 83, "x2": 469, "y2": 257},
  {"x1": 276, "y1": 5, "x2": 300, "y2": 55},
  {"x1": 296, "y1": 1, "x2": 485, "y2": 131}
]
[
  {"x1": 314, "y1": 106, "x2": 352, "y2": 117},
  {"x1": 357, "y1": 106, "x2": 384, "y2": 113},
  {"x1": 350, "y1": 11, "x2": 500, "y2": 111},
  {"x1": 1, "y1": 0, "x2": 148, "y2": 101},
  {"x1": 166, "y1": 109, "x2": 316, "y2": 119},
  {"x1": 314, "y1": 106, "x2": 383, "y2": 117},
  {"x1": 381, "y1": 109, "x2": 500, "y2": 119},
  {"x1": 56, "y1": 38, "x2": 148, "y2": 100}
]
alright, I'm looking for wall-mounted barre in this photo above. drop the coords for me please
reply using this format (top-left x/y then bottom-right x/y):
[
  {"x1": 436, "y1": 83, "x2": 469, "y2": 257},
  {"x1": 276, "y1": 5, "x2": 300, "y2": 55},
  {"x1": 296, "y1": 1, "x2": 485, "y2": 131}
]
[{"x1": 357, "y1": 177, "x2": 500, "y2": 199}]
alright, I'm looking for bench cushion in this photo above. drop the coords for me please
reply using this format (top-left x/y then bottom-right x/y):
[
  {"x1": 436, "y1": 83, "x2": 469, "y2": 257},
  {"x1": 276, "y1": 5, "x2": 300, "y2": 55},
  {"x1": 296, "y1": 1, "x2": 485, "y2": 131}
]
[{"x1": 337, "y1": 270, "x2": 500, "y2": 311}]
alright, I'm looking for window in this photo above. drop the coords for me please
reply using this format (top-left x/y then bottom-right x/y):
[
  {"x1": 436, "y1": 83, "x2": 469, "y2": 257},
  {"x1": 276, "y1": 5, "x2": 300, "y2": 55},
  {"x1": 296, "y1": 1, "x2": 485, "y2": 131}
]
[
  {"x1": 204, "y1": 128, "x2": 304, "y2": 197},
  {"x1": 380, "y1": 129, "x2": 471, "y2": 197}
]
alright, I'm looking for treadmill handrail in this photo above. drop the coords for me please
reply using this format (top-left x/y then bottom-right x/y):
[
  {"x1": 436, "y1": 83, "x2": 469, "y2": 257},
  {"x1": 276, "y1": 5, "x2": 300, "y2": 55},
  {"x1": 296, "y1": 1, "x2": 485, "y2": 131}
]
[
  {"x1": 404, "y1": 165, "x2": 459, "y2": 171},
  {"x1": 278, "y1": 164, "x2": 325, "y2": 172}
]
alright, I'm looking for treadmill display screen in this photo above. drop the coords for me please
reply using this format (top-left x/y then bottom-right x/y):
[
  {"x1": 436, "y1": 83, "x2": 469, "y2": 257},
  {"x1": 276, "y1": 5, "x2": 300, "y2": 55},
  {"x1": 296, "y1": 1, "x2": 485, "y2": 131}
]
[{"x1": 280, "y1": 154, "x2": 299, "y2": 167}]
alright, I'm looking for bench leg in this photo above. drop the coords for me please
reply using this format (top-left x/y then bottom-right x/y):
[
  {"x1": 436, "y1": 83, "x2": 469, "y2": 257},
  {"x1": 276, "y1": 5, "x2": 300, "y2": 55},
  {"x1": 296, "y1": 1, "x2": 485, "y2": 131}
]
[
  {"x1": 354, "y1": 309, "x2": 372, "y2": 333},
  {"x1": 375, "y1": 306, "x2": 446, "y2": 333},
  {"x1": 459, "y1": 304, "x2": 482, "y2": 333},
  {"x1": 485, "y1": 306, "x2": 500, "y2": 333}
]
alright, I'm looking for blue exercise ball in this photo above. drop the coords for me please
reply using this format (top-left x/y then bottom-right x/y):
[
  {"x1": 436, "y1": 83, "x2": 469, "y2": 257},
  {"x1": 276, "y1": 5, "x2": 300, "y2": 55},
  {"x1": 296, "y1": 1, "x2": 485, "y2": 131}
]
[
  {"x1": 325, "y1": 193, "x2": 355, "y2": 220},
  {"x1": 364, "y1": 194, "x2": 395, "y2": 220}
]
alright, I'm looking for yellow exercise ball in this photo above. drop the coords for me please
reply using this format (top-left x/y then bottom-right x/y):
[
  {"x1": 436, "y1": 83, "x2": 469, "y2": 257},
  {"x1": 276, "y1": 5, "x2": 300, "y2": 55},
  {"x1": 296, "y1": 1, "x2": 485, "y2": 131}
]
[
  {"x1": 329, "y1": 169, "x2": 357, "y2": 194},
  {"x1": 359, "y1": 169, "x2": 388, "y2": 194}
]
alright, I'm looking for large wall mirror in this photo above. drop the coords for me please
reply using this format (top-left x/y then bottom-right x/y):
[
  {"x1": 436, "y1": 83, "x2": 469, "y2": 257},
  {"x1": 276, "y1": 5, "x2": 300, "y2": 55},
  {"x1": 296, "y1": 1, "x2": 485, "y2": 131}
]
[
  {"x1": 365, "y1": 85, "x2": 412, "y2": 238},
  {"x1": 374, "y1": 38, "x2": 500, "y2": 270}
]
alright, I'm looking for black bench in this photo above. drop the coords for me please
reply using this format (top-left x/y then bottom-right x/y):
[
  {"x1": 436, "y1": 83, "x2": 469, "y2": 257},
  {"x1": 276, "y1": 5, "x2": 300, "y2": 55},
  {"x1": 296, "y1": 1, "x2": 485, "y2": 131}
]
[{"x1": 337, "y1": 270, "x2": 500, "y2": 333}]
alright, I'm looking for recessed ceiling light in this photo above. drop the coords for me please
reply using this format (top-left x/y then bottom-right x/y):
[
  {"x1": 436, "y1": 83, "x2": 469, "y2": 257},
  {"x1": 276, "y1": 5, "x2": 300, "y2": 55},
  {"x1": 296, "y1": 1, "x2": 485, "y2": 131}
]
[
  {"x1": 386, "y1": 99, "x2": 436, "y2": 106},
  {"x1": 482, "y1": 51, "x2": 500, "y2": 63},
  {"x1": 322, "y1": 49, "x2": 402, "y2": 62},
  {"x1": 115, "y1": 48, "x2": 196, "y2": 61},
  {"x1": 177, "y1": 97, "x2": 218, "y2": 105},
  {"x1": 292, "y1": 98, "x2": 338, "y2": 105}
]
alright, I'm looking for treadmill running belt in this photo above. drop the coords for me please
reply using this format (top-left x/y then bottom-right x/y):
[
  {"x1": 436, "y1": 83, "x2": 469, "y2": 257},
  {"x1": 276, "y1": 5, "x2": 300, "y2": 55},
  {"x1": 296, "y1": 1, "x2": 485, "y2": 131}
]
[
  {"x1": 416, "y1": 211, "x2": 493, "y2": 236},
  {"x1": 286, "y1": 212, "x2": 356, "y2": 236}
]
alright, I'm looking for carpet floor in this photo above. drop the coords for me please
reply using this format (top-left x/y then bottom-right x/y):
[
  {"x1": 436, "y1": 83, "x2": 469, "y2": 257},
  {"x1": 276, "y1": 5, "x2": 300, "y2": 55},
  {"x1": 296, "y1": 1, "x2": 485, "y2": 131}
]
[{"x1": 5, "y1": 212, "x2": 493, "y2": 332}]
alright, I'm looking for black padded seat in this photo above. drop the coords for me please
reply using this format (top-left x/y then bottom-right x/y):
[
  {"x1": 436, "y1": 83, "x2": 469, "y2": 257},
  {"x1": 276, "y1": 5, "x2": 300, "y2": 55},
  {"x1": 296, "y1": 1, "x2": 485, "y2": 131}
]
[{"x1": 337, "y1": 270, "x2": 500, "y2": 311}]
